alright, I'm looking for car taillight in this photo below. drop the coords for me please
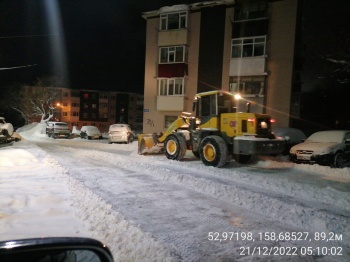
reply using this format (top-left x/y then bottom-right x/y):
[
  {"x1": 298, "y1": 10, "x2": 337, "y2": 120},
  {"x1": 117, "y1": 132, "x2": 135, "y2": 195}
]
[
  {"x1": 248, "y1": 118, "x2": 254, "y2": 122},
  {"x1": 270, "y1": 119, "x2": 276, "y2": 123}
]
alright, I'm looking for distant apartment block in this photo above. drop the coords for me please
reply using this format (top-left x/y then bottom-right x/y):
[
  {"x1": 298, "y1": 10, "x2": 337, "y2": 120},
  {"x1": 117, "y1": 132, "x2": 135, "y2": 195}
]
[
  {"x1": 142, "y1": 0, "x2": 301, "y2": 133},
  {"x1": 25, "y1": 86, "x2": 143, "y2": 132}
]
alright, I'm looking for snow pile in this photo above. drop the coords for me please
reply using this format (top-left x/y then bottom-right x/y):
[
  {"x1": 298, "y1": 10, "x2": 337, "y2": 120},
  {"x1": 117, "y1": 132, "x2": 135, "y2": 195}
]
[
  {"x1": 17, "y1": 122, "x2": 47, "y2": 139},
  {"x1": 0, "y1": 145, "x2": 88, "y2": 240},
  {"x1": 0, "y1": 149, "x2": 39, "y2": 166},
  {"x1": 0, "y1": 142, "x2": 177, "y2": 261}
]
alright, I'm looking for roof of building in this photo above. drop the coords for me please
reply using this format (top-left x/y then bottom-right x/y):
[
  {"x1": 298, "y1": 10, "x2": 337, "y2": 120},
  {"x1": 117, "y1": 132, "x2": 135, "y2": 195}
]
[{"x1": 142, "y1": 0, "x2": 235, "y2": 19}]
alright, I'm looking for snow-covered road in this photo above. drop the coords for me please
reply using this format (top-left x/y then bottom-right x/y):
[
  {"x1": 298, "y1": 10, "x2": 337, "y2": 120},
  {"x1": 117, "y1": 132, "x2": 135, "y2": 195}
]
[{"x1": 1, "y1": 123, "x2": 350, "y2": 261}]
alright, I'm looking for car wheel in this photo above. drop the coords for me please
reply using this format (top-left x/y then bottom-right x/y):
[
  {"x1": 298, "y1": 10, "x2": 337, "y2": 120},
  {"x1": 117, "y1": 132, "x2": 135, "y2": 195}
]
[
  {"x1": 88, "y1": 136, "x2": 92, "y2": 140},
  {"x1": 199, "y1": 136, "x2": 228, "y2": 167},
  {"x1": 334, "y1": 152, "x2": 345, "y2": 168},
  {"x1": 164, "y1": 133, "x2": 187, "y2": 160}
]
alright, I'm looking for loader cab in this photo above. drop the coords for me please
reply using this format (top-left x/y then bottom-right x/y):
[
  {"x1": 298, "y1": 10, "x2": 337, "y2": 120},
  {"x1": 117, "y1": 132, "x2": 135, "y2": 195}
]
[{"x1": 193, "y1": 91, "x2": 236, "y2": 129}]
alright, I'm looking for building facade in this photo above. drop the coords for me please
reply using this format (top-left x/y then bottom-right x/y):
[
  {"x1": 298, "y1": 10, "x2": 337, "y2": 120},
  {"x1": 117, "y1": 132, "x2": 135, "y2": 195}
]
[
  {"x1": 141, "y1": 0, "x2": 300, "y2": 133},
  {"x1": 25, "y1": 86, "x2": 143, "y2": 132}
]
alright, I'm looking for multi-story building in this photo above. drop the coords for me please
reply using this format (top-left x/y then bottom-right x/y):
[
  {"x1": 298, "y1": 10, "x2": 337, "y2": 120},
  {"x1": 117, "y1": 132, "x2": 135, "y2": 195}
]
[
  {"x1": 24, "y1": 86, "x2": 143, "y2": 132},
  {"x1": 59, "y1": 89, "x2": 143, "y2": 132},
  {"x1": 141, "y1": 0, "x2": 301, "y2": 133}
]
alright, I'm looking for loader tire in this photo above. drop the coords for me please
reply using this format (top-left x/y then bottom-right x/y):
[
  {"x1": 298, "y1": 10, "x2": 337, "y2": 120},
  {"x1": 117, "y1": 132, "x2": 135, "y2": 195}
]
[
  {"x1": 199, "y1": 136, "x2": 228, "y2": 167},
  {"x1": 164, "y1": 133, "x2": 187, "y2": 161}
]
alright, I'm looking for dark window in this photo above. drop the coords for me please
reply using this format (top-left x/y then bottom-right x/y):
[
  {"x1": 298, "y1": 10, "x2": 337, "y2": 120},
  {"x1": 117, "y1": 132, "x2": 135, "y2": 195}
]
[{"x1": 242, "y1": 120, "x2": 248, "y2": 132}]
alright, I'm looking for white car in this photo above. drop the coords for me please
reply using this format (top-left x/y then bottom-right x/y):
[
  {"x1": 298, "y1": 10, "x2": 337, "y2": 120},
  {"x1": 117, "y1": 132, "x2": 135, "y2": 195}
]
[
  {"x1": 80, "y1": 126, "x2": 102, "y2": 140},
  {"x1": 46, "y1": 122, "x2": 70, "y2": 139},
  {"x1": 108, "y1": 124, "x2": 133, "y2": 144},
  {"x1": 289, "y1": 130, "x2": 350, "y2": 168}
]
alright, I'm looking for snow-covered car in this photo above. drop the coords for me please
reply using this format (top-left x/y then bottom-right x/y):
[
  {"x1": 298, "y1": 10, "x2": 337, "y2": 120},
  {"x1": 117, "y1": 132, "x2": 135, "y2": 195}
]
[
  {"x1": 0, "y1": 117, "x2": 20, "y2": 145},
  {"x1": 108, "y1": 124, "x2": 134, "y2": 144},
  {"x1": 46, "y1": 122, "x2": 70, "y2": 139},
  {"x1": 289, "y1": 130, "x2": 350, "y2": 168},
  {"x1": 272, "y1": 127, "x2": 306, "y2": 154},
  {"x1": 80, "y1": 126, "x2": 102, "y2": 140}
]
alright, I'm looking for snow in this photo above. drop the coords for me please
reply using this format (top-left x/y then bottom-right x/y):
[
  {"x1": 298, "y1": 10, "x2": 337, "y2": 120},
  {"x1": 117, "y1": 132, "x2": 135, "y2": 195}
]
[
  {"x1": 1, "y1": 122, "x2": 350, "y2": 261},
  {"x1": 159, "y1": 4, "x2": 189, "y2": 12},
  {"x1": 306, "y1": 130, "x2": 348, "y2": 143}
]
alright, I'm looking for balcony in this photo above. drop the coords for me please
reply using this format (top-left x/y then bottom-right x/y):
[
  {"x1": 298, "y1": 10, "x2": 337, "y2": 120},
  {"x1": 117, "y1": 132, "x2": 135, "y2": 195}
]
[
  {"x1": 229, "y1": 56, "x2": 267, "y2": 76},
  {"x1": 157, "y1": 96, "x2": 184, "y2": 111},
  {"x1": 158, "y1": 29, "x2": 188, "y2": 46}
]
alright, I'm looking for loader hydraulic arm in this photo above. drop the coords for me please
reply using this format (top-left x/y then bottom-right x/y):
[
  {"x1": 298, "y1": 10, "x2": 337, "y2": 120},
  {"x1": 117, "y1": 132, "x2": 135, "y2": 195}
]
[{"x1": 157, "y1": 117, "x2": 188, "y2": 143}]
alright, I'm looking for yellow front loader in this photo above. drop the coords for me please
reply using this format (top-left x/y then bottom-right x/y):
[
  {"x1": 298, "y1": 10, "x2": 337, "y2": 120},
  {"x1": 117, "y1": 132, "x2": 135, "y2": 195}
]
[{"x1": 138, "y1": 91, "x2": 285, "y2": 167}]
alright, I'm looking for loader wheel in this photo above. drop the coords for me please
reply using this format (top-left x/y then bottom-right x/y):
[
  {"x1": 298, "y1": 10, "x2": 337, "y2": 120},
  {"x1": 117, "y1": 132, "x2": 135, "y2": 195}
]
[
  {"x1": 164, "y1": 133, "x2": 187, "y2": 161},
  {"x1": 199, "y1": 136, "x2": 228, "y2": 168}
]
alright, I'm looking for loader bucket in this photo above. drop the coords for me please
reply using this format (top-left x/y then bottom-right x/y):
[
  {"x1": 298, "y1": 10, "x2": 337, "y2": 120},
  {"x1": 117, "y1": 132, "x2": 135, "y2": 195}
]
[{"x1": 138, "y1": 134, "x2": 164, "y2": 154}]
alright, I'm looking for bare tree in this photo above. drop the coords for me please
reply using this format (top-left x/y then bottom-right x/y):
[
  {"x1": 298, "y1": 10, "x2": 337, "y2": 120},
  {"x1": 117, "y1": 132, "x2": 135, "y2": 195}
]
[{"x1": 5, "y1": 77, "x2": 61, "y2": 124}]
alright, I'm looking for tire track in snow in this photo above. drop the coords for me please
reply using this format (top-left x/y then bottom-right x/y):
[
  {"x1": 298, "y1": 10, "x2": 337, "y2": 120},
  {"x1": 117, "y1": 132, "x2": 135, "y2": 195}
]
[
  {"x1": 59, "y1": 146, "x2": 349, "y2": 251},
  {"x1": 43, "y1": 145, "x2": 279, "y2": 261},
  {"x1": 38, "y1": 143, "x2": 350, "y2": 261}
]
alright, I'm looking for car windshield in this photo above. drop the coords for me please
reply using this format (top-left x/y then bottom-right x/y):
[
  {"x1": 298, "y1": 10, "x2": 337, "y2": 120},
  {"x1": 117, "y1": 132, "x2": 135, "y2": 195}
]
[
  {"x1": 55, "y1": 123, "x2": 68, "y2": 127},
  {"x1": 306, "y1": 131, "x2": 344, "y2": 143}
]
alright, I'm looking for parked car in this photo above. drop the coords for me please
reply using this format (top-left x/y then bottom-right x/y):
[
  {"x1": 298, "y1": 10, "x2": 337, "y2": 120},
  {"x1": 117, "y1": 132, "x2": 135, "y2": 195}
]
[
  {"x1": 108, "y1": 124, "x2": 134, "y2": 144},
  {"x1": 46, "y1": 122, "x2": 70, "y2": 139},
  {"x1": 80, "y1": 126, "x2": 102, "y2": 140},
  {"x1": 272, "y1": 127, "x2": 306, "y2": 154},
  {"x1": 289, "y1": 130, "x2": 350, "y2": 168}
]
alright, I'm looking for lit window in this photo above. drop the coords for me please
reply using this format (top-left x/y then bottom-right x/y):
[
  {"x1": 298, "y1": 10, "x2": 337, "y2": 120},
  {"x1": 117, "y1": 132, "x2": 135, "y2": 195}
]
[
  {"x1": 229, "y1": 77, "x2": 265, "y2": 97},
  {"x1": 158, "y1": 78, "x2": 184, "y2": 96},
  {"x1": 160, "y1": 12, "x2": 187, "y2": 30},
  {"x1": 231, "y1": 36, "x2": 266, "y2": 58},
  {"x1": 159, "y1": 46, "x2": 187, "y2": 63}
]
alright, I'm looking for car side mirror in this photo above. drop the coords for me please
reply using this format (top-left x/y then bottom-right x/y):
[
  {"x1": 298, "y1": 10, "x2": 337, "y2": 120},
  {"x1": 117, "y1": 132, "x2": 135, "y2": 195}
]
[{"x1": 0, "y1": 237, "x2": 114, "y2": 262}]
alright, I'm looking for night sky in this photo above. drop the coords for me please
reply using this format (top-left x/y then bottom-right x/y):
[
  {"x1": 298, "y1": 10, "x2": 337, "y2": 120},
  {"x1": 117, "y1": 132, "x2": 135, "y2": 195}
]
[
  {"x1": 0, "y1": 0, "x2": 198, "y2": 93},
  {"x1": 0, "y1": 0, "x2": 349, "y2": 96}
]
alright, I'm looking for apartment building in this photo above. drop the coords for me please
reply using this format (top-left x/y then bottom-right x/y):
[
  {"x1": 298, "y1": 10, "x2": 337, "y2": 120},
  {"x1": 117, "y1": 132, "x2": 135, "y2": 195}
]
[
  {"x1": 24, "y1": 86, "x2": 143, "y2": 132},
  {"x1": 141, "y1": 0, "x2": 300, "y2": 133},
  {"x1": 60, "y1": 89, "x2": 143, "y2": 132}
]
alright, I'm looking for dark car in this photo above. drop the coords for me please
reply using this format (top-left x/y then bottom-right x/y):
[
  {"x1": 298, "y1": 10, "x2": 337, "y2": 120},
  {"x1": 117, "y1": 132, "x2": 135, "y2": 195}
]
[
  {"x1": 272, "y1": 127, "x2": 307, "y2": 155},
  {"x1": 289, "y1": 130, "x2": 350, "y2": 168}
]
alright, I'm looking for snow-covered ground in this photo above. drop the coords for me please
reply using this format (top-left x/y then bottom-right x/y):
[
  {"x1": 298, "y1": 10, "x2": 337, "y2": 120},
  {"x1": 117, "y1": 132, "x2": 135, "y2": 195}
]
[{"x1": 1, "y1": 123, "x2": 349, "y2": 261}]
